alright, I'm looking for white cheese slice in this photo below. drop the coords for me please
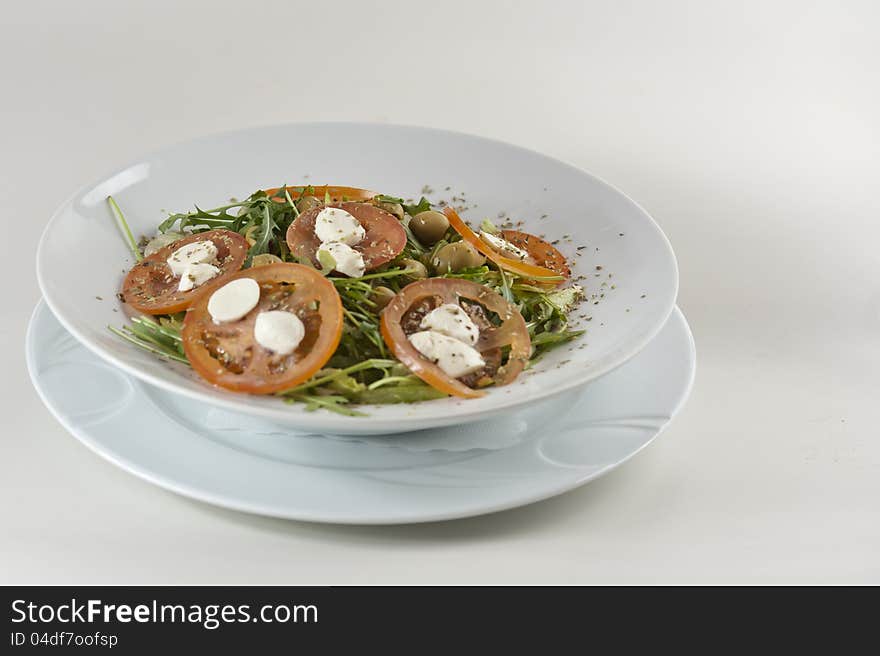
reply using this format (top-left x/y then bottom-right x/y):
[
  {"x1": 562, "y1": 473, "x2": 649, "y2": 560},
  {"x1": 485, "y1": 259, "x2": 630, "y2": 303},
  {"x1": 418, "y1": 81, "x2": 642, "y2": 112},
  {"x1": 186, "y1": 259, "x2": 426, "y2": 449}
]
[
  {"x1": 314, "y1": 207, "x2": 366, "y2": 246},
  {"x1": 254, "y1": 310, "x2": 305, "y2": 356},
  {"x1": 207, "y1": 278, "x2": 260, "y2": 323},
  {"x1": 177, "y1": 262, "x2": 220, "y2": 292},
  {"x1": 167, "y1": 240, "x2": 219, "y2": 277},
  {"x1": 419, "y1": 303, "x2": 480, "y2": 346},
  {"x1": 408, "y1": 330, "x2": 486, "y2": 379},
  {"x1": 318, "y1": 241, "x2": 366, "y2": 278},
  {"x1": 479, "y1": 230, "x2": 531, "y2": 262}
]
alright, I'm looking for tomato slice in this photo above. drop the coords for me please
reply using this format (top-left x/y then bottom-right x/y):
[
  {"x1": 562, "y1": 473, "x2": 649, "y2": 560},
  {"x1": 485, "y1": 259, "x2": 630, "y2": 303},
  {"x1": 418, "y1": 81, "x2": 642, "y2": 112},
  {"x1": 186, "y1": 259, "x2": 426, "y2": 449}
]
[
  {"x1": 442, "y1": 207, "x2": 567, "y2": 283},
  {"x1": 122, "y1": 229, "x2": 249, "y2": 315},
  {"x1": 498, "y1": 229, "x2": 571, "y2": 279},
  {"x1": 181, "y1": 263, "x2": 343, "y2": 394},
  {"x1": 286, "y1": 201, "x2": 406, "y2": 272},
  {"x1": 380, "y1": 278, "x2": 531, "y2": 398},
  {"x1": 264, "y1": 185, "x2": 376, "y2": 202}
]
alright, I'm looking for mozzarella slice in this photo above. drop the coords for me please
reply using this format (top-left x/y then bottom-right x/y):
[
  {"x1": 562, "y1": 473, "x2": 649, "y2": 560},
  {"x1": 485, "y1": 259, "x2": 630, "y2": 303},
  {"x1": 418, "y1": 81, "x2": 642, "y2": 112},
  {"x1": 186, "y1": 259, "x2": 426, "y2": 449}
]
[
  {"x1": 177, "y1": 262, "x2": 220, "y2": 291},
  {"x1": 318, "y1": 241, "x2": 366, "y2": 278},
  {"x1": 167, "y1": 240, "x2": 219, "y2": 277},
  {"x1": 479, "y1": 231, "x2": 531, "y2": 262},
  {"x1": 314, "y1": 207, "x2": 366, "y2": 246},
  {"x1": 419, "y1": 303, "x2": 480, "y2": 346},
  {"x1": 207, "y1": 278, "x2": 260, "y2": 323},
  {"x1": 253, "y1": 310, "x2": 305, "y2": 356},
  {"x1": 408, "y1": 330, "x2": 486, "y2": 379}
]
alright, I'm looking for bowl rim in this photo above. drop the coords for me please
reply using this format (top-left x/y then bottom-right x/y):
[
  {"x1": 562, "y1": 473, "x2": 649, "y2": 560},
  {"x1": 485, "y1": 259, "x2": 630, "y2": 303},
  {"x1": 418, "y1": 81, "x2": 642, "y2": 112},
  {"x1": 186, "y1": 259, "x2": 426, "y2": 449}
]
[{"x1": 35, "y1": 121, "x2": 679, "y2": 430}]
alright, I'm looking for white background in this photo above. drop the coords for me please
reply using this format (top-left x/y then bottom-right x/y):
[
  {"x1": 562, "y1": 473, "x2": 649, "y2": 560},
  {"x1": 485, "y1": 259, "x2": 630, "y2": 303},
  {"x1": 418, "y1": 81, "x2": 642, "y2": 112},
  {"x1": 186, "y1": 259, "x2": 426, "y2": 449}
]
[{"x1": 2, "y1": 1, "x2": 877, "y2": 583}]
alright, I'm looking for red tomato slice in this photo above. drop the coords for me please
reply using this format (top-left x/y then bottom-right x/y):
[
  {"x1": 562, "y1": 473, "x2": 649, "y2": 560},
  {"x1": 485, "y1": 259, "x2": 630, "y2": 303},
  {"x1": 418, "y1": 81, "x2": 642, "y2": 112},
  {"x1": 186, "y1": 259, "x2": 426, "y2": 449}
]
[
  {"x1": 122, "y1": 229, "x2": 249, "y2": 315},
  {"x1": 380, "y1": 278, "x2": 531, "y2": 398},
  {"x1": 443, "y1": 207, "x2": 567, "y2": 283},
  {"x1": 181, "y1": 263, "x2": 343, "y2": 394},
  {"x1": 499, "y1": 229, "x2": 571, "y2": 279},
  {"x1": 264, "y1": 185, "x2": 376, "y2": 202},
  {"x1": 286, "y1": 201, "x2": 406, "y2": 272}
]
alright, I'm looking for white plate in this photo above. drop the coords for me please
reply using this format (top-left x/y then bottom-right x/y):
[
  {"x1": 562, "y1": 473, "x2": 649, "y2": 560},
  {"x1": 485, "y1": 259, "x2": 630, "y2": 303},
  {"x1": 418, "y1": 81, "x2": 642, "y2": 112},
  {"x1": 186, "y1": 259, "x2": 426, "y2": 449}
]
[
  {"x1": 36, "y1": 123, "x2": 678, "y2": 434},
  {"x1": 27, "y1": 301, "x2": 695, "y2": 524}
]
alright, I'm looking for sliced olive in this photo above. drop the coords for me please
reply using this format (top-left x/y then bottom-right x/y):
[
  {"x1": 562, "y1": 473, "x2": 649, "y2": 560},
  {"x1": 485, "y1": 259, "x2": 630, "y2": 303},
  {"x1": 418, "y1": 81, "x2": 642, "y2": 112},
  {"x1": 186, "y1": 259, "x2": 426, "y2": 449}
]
[
  {"x1": 143, "y1": 232, "x2": 184, "y2": 257},
  {"x1": 244, "y1": 225, "x2": 259, "y2": 246},
  {"x1": 431, "y1": 242, "x2": 485, "y2": 273},
  {"x1": 377, "y1": 201, "x2": 404, "y2": 221},
  {"x1": 400, "y1": 258, "x2": 428, "y2": 280},
  {"x1": 296, "y1": 195, "x2": 323, "y2": 213},
  {"x1": 251, "y1": 253, "x2": 283, "y2": 267},
  {"x1": 410, "y1": 210, "x2": 450, "y2": 245},
  {"x1": 370, "y1": 286, "x2": 396, "y2": 310}
]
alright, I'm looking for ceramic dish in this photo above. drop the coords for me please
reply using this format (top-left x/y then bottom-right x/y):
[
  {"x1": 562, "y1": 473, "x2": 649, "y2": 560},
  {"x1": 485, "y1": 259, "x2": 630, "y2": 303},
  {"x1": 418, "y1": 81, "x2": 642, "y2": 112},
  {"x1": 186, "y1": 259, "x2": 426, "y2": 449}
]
[
  {"x1": 36, "y1": 123, "x2": 678, "y2": 435},
  {"x1": 27, "y1": 301, "x2": 694, "y2": 523}
]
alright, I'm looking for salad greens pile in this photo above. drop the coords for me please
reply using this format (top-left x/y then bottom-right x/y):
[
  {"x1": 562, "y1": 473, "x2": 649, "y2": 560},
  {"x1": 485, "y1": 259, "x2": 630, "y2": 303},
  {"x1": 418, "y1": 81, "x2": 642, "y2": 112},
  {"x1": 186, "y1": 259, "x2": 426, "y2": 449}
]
[{"x1": 109, "y1": 186, "x2": 584, "y2": 416}]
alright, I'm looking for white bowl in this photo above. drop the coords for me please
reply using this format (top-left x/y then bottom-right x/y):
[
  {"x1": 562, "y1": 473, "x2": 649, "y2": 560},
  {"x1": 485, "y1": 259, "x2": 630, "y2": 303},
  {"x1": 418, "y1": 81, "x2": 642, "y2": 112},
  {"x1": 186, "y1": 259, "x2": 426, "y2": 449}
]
[{"x1": 36, "y1": 123, "x2": 678, "y2": 435}]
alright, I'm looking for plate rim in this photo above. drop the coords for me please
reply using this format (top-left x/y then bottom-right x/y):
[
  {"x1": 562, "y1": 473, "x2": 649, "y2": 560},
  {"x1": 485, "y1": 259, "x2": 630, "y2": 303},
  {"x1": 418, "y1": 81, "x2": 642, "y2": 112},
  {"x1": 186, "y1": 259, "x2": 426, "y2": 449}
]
[
  {"x1": 26, "y1": 300, "x2": 695, "y2": 524},
  {"x1": 35, "y1": 121, "x2": 679, "y2": 432}
]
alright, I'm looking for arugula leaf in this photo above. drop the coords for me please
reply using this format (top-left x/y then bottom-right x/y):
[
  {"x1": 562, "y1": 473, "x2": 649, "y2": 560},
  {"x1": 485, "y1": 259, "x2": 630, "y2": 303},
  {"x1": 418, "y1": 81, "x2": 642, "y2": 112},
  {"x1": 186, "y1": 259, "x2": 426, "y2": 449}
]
[
  {"x1": 285, "y1": 393, "x2": 366, "y2": 416},
  {"x1": 531, "y1": 329, "x2": 585, "y2": 346},
  {"x1": 376, "y1": 194, "x2": 433, "y2": 217},
  {"x1": 245, "y1": 202, "x2": 276, "y2": 264},
  {"x1": 107, "y1": 196, "x2": 142, "y2": 261},
  {"x1": 403, "y1": 196, "x2": 432, "y2": 216},
  {"x1": 159, "y1": 205, "x2": 240, "y2": 233},
  {"x1": 545, "y1": 284, "x2": 585, "y2": 313},
  {"x1": 356, "y1": 383, "x2": 447, "y2": 404},
  {"x1": 373, "y1": 193, "x2": 404, "y2": 204}
]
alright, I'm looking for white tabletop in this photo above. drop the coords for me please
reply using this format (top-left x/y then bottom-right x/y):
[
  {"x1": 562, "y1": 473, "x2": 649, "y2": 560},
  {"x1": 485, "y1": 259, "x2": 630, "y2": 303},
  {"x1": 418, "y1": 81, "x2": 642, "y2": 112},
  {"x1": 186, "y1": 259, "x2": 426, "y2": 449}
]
[{"x1": 2, "y1": 0, "x2": 877, "y2": 584}]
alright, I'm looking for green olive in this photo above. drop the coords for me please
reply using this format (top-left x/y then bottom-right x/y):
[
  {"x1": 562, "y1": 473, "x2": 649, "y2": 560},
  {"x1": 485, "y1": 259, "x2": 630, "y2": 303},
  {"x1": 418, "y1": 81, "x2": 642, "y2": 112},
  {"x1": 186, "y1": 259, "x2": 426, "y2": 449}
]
[
  {"x1": 370, "y1": 286, "x2": 397, "y2": 310},
  {"x1": 251, "y1": 253, "x2": 283, "y2": 267},
  {"x1": 377, "y1": 201, "x2": 404, "y2": 221},
  {"x1": 432, "y1": 242, "x2": 485, "y2": 273},
  {"x1": 296, "y1": 195, "x2": 323, "y2": 213},
  {"x1": 410, "y1": 210, "x2": 450, "y2": 245},
  {"x1": 400, "y1": 258, "x2": 428, "y2": 280}
]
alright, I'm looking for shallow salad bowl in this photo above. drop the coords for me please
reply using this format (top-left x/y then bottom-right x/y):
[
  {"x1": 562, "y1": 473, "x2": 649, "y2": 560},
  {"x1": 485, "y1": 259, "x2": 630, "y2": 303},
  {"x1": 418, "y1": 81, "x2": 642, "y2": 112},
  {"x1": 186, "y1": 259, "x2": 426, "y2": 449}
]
[{"x1": 36, "y1": 123, "x2": 678, "y2": 435}]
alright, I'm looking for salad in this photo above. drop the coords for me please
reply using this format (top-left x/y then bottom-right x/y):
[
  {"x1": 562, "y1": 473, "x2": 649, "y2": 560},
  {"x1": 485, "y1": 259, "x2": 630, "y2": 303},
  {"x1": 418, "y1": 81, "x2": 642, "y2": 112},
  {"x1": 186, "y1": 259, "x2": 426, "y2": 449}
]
[{"x1": 110, "y1": 185, "x2": 584, "y2": 415}]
